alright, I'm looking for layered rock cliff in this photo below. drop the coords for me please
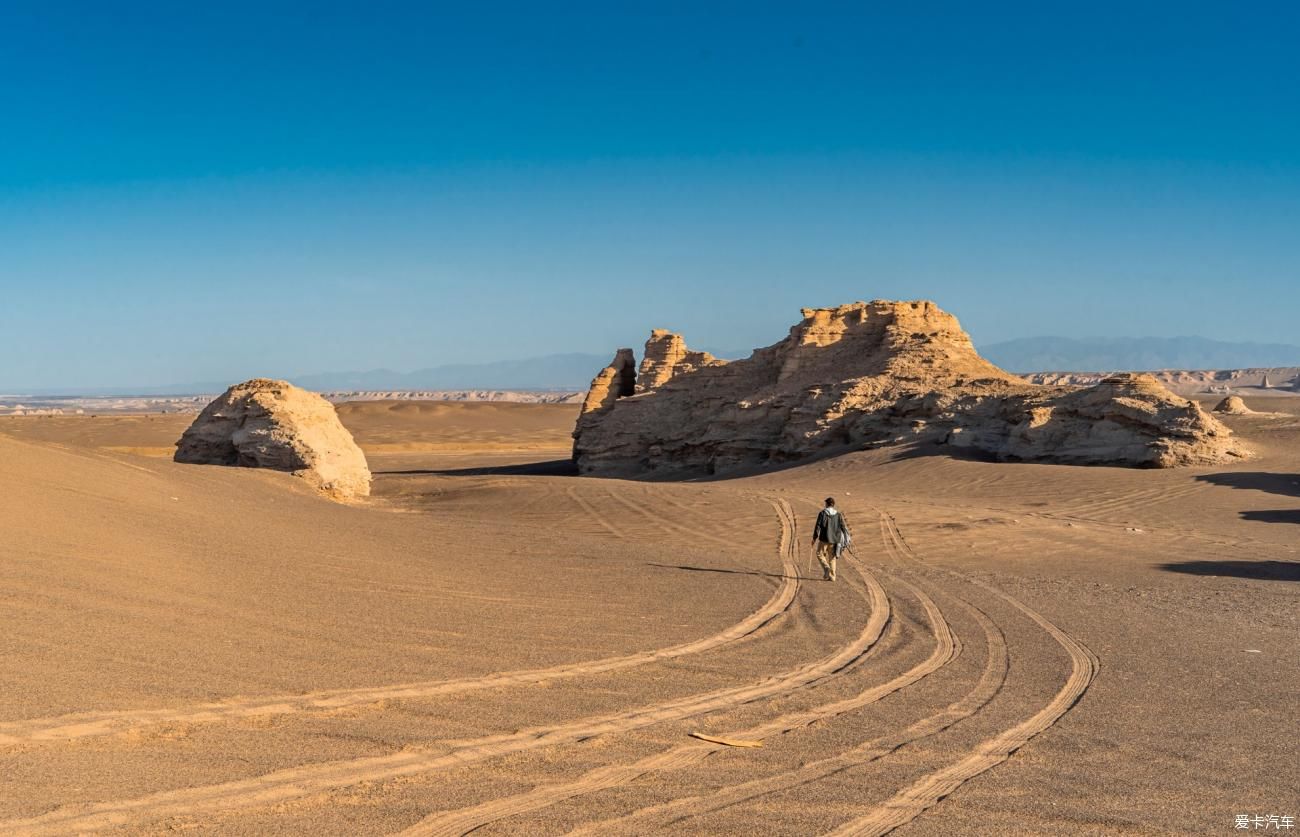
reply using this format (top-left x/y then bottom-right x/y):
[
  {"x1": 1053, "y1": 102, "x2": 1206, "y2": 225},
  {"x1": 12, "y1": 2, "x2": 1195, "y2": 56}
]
[{"x1": 572, "y1": 301, "x2": 1249, "y2": 475}]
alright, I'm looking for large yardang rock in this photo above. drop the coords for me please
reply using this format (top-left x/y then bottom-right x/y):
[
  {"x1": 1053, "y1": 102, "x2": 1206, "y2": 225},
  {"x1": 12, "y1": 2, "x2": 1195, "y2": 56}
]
[
  {"x1": 175, "y1": 379, "x2": 372, "y2": 500},
  {"x1": 572, "y1": 300, "x2": 1250, "y2": 475}
]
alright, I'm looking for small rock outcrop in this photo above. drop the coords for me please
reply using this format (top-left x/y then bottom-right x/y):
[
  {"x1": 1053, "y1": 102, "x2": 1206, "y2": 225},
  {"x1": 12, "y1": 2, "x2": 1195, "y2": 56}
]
[
  {"x1": 579, "y1": 349, "x2": 636, "y2": 416},
  {"x1": 572, "y1": 301, "x2": 1249, "y2": 475},
  {"x1": 950, "y1": 373, "x2": 1244, "y2": 467},
  {"x1": 575, "y1": 349, "x2": 637, "y2": 437},
  {"x1": 1213, "y1": 395, "x2": 1254, "y2": 415},
  {"x1": 175, "y1": 379, "x2": 371, "y2": 500}
]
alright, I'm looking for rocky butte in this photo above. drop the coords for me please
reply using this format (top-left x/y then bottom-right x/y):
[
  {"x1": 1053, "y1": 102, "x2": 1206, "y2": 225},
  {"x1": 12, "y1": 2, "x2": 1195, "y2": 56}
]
[
  {"x1": 175, "y1": 378, "x2": 372, "y2": 500},
  {"x1": 573, "y1": 300, "x2": 1250, "y2": 476}
]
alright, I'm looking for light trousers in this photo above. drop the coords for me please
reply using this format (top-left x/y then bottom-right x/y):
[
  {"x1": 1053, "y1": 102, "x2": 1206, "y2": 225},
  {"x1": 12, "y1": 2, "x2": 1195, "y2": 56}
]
[{"x1": 816, "y1": 541, "x2": 837, "y2": 581}]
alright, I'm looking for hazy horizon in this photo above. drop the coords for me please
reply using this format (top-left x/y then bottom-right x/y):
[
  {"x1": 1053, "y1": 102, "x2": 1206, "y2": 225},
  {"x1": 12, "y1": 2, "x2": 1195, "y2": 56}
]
[
  {"x1": 3, "y1": 4, "x2": 1297, "y2": 391},
  {"x1": 7, "y1": 334, "x2": 1300, "y2": 395}
]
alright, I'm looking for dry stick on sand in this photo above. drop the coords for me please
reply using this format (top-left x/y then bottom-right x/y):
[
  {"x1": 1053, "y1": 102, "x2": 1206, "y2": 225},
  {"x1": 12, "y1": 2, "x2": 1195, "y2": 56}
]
[{"x1": 687, "y1": 732, "x2": 764, "y2": 748}]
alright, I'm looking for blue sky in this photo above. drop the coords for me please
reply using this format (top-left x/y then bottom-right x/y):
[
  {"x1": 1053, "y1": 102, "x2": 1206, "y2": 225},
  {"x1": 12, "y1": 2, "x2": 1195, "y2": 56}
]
[{"x1": 2, "y1": 2, "x2": 1298, "y2": 390}]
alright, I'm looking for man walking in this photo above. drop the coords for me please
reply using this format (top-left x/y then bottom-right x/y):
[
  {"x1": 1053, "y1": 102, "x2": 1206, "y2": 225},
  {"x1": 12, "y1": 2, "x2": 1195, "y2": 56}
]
[{"x1": 811, "y1": 497, "x2": 849, "y2": 582}]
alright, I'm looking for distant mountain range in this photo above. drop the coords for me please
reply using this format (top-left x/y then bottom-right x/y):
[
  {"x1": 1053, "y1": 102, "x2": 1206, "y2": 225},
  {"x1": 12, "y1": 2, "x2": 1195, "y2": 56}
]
[
  {"x1": 11, "y1": 349, "x2": 747, "y2": 397},
  {"x1": 13, "y1": 339, "x2": 1300, "y2": 397},
  {"x1": 978, "y1": 336, "x2": 1300, "y2": 374},
  {"x1": 286, "y1": 346, "x2": 754, "y2": 393},
  {"x1": 287, "y1": 353, "x2": 612, "y2": 392}
]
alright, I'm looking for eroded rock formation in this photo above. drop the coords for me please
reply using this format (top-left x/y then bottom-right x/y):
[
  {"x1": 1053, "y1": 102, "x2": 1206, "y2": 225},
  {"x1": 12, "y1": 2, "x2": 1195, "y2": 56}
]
[
  {"x1": 948, "y1": 373, "x2": 1244, "y2": 467},
  {"x1": 1212, "y1": 395, "x2": 1254, "y2": 415},
  {"x1": 175, "y1": 378, "x2": 372, "y2": 500},
  {"x1": 573, "y1": 301, "x2": 1249, "y2": 475},
  {"x1": 574, "y1": 349, "x2": 637, "y2": 437},
  {"x1": 637, "y1": 330, "x2": 724, "y2": 392},
  {"x1": 579, "y1": 349, "x2": 636, "y2": 415}
]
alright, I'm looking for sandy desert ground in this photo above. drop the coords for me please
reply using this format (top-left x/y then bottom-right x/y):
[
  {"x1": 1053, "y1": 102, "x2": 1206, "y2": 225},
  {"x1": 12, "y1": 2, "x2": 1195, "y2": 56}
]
[{"x1": 0, "y1": 397, "x2": 1296, "y2": 835}]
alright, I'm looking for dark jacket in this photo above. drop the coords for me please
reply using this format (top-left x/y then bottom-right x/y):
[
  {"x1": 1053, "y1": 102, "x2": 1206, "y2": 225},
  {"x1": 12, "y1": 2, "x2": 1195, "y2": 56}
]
[{"x1": 812, "y1": 508, "x2": 848, "y2": 544}]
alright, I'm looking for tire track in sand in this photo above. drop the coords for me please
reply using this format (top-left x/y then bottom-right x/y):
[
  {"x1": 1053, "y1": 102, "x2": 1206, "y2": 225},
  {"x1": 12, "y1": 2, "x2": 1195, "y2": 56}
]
[
  {"x1": 563, "y1": 484, "x2": 625, "y2": 538},
  {"x1": 644, "y1": 487, "x2": 765, "y2": 545},
  {"x1": 0, "y1": 501, "x2": 893, "y2": 836},
  {"x1": 569, "y1": 600, "x2": 1006, "y2": 835},
  {"x1": 604, "y1": 485, "x2": 737, "y2": 548},
  {"x1": 0, "y1": 499, "x2": 798, "y2": 750},
  {"x1": 826, "y1": 513, "x2": 1098, "y2": 837},
  {"x1": 405, "y1": 570, "x2": 951, "y2": 837}
]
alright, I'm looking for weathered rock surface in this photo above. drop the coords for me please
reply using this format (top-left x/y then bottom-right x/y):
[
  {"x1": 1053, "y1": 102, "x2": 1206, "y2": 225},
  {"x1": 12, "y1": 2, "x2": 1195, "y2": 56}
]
[
  {"x1": 579, "y1": 349, "x2": 636, "y2": 415},
  {"x1": 637, "y1": 330, "x2": 725, "y2": 392},
  {"x1": 573, "y1": 301, "x2": 1249, "y2": 475},
  {"x1": 175, "y1": 379, "x2": 372, "y2": 500},
  {"x1": 575, "y1": 349, "x2": 637, "y2": 437},
  {"x1": 1212, "y1": 395, "x2": 1254, "y2": 415},
  {"x1": 949, "y1": 373, "x2": 1245, "y2": 467}
]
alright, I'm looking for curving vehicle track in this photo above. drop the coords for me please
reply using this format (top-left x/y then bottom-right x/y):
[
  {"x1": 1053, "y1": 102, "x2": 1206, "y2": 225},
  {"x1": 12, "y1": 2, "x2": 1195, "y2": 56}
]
[
  {"x1": 0, "y1": 471, "x2": 1099, "y2": 836},
  {"x1": 392, "y1": 503, "x2": 1097, "y2": 837},
  {"x1": 0, "y1": 498, "x2": 798, "y2": 752},
  {"x1": 3, "y1": 497, "x2": 903, "y2": 835}
]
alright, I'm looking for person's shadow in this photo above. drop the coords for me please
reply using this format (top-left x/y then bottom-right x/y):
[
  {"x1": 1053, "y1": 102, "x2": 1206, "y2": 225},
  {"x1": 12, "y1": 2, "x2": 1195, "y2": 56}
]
[{"x1": 646, "y1": 562, "x2": 803, "y2": 581}]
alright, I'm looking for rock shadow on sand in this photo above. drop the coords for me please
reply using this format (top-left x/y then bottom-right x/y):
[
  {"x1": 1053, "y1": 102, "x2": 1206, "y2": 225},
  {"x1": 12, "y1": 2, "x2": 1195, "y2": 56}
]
[
  {"x1": 1239, "y1": 509, "x2": 1300, "y2": 525},
  {"x1": 1159, "y1": 560, "x2": 1300, "y2": 582},
  {"x1": 375, "y1": 459, "x2": 579, "y2": 477},
  {"x1": 1196, "y1": 472, "x2": 1300, "y2": 498}
]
